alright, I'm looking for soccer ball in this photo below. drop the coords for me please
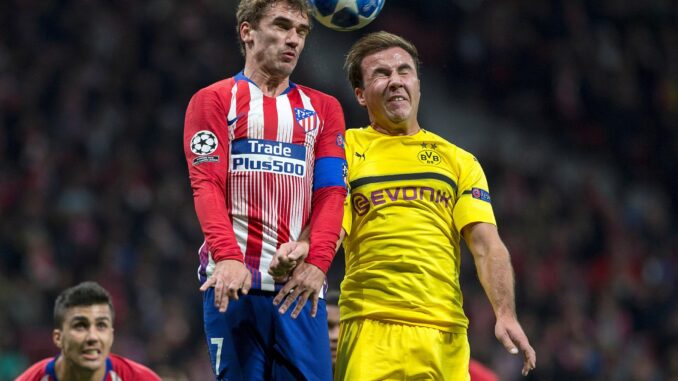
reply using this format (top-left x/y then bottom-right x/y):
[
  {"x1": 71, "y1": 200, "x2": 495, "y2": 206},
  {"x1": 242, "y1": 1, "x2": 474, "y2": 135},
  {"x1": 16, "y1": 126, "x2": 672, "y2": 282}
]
[{"x1": 308, "y1": 0, "x2": 385, "y2": 31}]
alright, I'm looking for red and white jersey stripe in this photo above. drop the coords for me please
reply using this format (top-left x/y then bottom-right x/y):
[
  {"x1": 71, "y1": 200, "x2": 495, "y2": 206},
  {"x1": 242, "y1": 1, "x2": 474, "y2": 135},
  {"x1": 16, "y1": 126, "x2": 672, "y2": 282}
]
[{"x1": 14, "y1": 354, "x2": 161, "y2": 381}]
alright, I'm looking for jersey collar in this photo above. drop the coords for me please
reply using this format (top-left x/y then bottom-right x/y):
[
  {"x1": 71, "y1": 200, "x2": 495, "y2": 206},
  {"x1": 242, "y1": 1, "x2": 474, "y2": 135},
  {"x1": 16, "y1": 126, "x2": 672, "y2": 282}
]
[
  {"x1": 235, "y1": 71, "x2": 296, "y2": 95},
  {"x1": 46, "y1": 356, "x2": 113, "y2": 381}
]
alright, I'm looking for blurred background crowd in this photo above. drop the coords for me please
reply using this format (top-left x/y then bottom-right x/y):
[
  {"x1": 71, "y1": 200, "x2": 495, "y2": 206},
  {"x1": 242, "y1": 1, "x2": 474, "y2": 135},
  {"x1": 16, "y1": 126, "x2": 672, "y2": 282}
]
[{"x1": 1, "y1": 0, "x2": 676, "y2": 380}]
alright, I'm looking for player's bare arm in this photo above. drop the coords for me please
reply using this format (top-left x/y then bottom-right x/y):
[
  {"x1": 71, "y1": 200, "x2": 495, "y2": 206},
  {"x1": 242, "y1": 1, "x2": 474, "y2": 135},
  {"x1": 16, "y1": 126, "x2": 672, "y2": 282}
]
[
  {"x1": 200, "y1": 259, "x2": 252, "y2": 313},
  {"x1": 463, "y1": 222, "x2": 536, "y2": 376}
]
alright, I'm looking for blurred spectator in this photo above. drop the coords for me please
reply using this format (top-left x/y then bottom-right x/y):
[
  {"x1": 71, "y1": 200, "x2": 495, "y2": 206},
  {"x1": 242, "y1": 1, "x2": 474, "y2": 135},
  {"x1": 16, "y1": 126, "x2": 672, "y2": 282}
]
[
  {"x1": 325, "y1": 290, "x2": 340, "y2": 372},
  {"x1": 470, "y1": 359, "x2": 499, "y2": 381}
]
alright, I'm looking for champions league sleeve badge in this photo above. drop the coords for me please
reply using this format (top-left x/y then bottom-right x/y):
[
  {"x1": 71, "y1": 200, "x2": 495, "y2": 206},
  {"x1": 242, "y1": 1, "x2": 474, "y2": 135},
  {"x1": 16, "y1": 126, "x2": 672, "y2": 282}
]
[
  {"x1": 190, "y1": 130, "x2": 220, "y2": 165},
  {"x1": 471, "y1": 188, "x2": 492, "y2": 203}
]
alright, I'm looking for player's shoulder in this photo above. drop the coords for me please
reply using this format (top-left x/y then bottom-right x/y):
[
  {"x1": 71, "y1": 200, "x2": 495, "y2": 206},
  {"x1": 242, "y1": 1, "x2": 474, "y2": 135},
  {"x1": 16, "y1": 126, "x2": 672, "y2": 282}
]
[
  {"x1": 294, "y1": 84, "x2": 341, "y2": 106},
  {"x1": 419, "y1": 128, "x2": 457, "y2": 148},
  {"x1": 193, "y1": 77, "x2": 236, "y2": 97},
  {"x1": 343, "y1": 127, "x2": 374, "y2": 161},
  {"x1": 186, "y1": 77, "x2": 236, "y2": 112},
  {"x1": 345, "y1": 126, "x2": 372, "y2": 141},
  {"x1": 14, "y1": 358, "x2": 52, "y2": 381},
  {"x1": 109, "y1": 354, "x2": 161, "y2": 381},
  {"x1": 420, "y1": 129, "x2": 478, "y2": 164}
]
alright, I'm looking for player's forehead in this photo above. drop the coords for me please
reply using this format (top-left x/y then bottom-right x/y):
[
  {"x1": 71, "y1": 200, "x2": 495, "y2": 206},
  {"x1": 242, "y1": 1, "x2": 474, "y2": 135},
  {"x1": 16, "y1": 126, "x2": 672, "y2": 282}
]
[
  {"x1": 361, "y1": 47, "x2": 416, "y2": 73},
  {"x1": 261, "y1": 1, "x2": 309, "y2": 27},
  {"x1": 63, "y1": 304, "x2": 112, "y2": 323}
]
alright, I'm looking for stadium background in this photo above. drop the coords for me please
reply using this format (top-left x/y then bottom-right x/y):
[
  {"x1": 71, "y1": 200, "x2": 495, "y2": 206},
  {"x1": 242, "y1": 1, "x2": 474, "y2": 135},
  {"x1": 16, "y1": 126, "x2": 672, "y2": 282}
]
[{"x1": 1, "y1": 0, "x2": 676, "y2": 380}]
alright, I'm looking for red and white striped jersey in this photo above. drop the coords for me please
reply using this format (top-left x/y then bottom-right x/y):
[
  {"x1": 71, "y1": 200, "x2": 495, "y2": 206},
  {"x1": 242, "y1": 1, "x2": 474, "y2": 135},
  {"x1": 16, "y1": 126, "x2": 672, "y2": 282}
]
[
  {"x1": 184, "y1": 72, "x2": 347, "y2": 292},
  {"x1": 15, "y1": 354, "x2": 161, "y2": 381}
]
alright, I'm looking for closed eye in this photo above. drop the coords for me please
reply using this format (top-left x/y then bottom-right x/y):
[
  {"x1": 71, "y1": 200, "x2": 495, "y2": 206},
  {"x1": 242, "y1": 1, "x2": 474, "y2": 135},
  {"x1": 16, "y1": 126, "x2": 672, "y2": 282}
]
[{"x1": 371, "y1": 68, "x2": 391, "y2": 78}]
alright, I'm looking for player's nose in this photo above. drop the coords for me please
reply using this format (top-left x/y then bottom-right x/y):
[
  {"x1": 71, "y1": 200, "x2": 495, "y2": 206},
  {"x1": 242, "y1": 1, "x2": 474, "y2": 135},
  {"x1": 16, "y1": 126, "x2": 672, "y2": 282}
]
[
  {"x1": 387, "y1": 73, "x2": 405, "y2": 88},
  {"x1": 285, "y1": 30, "x2": 302, "y2": 47},
  {"x1": 84, "y1": 326, "x2": 101, "y2": 341}
]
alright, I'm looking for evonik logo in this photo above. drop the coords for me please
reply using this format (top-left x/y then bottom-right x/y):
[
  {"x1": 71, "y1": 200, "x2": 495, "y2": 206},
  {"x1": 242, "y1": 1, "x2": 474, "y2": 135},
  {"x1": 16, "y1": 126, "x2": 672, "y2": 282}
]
[{"x1": 352, "y1": 186, "x2": 452, "y2": 216}]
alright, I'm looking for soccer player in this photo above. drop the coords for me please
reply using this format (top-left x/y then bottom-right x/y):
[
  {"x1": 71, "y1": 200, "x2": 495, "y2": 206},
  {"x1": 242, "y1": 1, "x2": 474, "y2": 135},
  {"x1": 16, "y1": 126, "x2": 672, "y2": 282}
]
[
  {"x1": 14, "y1": 281, "x2": 161, "y2": 381},
  {"x1": 183, "y1": 0, "x2": 347, "y2": 380},
  {"x1": 336, "y1": 31, "x2": 536, "y2": 380}
]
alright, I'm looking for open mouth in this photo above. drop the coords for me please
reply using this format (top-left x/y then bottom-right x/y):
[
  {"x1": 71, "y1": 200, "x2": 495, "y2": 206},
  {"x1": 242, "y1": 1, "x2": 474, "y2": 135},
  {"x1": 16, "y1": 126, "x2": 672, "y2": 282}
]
[
  {"x1": 81, "y1": 349, "x2": 101, "y2": 361},
  {"x1": 388, "y1": 95, "x2": 408, "y2": 103}
]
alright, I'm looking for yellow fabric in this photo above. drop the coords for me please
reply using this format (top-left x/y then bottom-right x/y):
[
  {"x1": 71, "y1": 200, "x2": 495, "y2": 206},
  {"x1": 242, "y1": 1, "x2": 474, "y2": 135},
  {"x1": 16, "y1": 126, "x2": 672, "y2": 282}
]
[
  {"x1": 334, "y1": 318, "x2": 471, "y2": 381},
  {"x1": 340, "y1": 126, "x2": 496, "y2": 332}
]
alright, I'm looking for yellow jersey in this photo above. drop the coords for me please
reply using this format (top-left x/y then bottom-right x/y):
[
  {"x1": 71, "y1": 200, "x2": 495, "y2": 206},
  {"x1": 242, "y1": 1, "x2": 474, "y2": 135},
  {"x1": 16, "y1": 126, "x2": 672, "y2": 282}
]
[{"x1": 340, "y1": 126, "x2": 496, "y2": 333}]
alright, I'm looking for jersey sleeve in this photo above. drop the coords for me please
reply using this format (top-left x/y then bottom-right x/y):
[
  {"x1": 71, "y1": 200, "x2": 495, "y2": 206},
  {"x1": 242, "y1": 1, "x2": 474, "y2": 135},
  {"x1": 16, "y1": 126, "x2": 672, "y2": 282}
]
[
  {"x1": 312, "y1": 95, "x2": 347, "y2": 188},
  {"x1": 126, "y1": 364, "x2": 161, "y2": 381},
  {"x1": 341, "y1": 193, "x2": 352, "y2": 235},
  {"x1": 14, "y1": 360, "x2": 50, "y2": 381},
  {"x1": 110, "y1": 354, "x2": 162, "y2": 381},
  {"x1": 305, "y1": 96, "x2": 348, "y2": 273},
  {"x1": 184, "y1": 87, "x2": 243, "y2": 262},
  {"x1": 341, "y1": 129, "x2": 355, "y2": 236},
  {"x1": 452, "y1": 152, "x2": 497, "y2": 234}
]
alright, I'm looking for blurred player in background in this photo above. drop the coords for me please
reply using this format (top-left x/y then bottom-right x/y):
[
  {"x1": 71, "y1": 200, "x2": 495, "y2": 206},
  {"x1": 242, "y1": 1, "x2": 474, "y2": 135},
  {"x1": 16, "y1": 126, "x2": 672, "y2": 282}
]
[
  {"x1": 183, "y1": 0, "x2": 347, "y2": 379},
  {"x1": 14, "y1": 281, "x2": 161, "y2": 381},
  {"x1": 334, "y1": 31, "x2": 536, "y2": 380},
  {"x1": 324, "y1": 290, "x2": 341, "y2": 372},
  {"x1": 469, "y1": 359, "x2": 499, "y2": 381}
]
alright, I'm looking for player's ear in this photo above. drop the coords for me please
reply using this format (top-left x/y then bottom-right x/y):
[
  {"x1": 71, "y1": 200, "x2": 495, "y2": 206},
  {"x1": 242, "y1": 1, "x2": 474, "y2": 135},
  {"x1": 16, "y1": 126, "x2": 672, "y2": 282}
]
[
  {"x1": 52, "y1": 329, "x2": 62, "y2": 349},
  {"x1": 354, "y1": 87, "x2": 366, "y2": 107},
  {"x1": 240, "y1": 22, "x2": 254, "y2": 46}
]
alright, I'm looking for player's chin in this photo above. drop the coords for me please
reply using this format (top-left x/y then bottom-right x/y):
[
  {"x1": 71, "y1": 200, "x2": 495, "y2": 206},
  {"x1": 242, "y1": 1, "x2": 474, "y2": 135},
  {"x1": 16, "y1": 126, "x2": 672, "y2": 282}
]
[
  {"x1": 386, "y1": 105, "x2": 410, "y2": 118},
  {"x1": 276, "y1": 61, "x2": 297, "y2": 75},
  {"x1": 77, "y1": 358, "x2": 105, "y2": 371}
]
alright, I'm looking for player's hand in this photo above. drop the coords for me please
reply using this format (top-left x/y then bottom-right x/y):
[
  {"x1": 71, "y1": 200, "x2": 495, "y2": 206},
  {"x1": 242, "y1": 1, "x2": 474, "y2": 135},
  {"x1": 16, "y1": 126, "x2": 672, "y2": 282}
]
[
  {"x1": 200, "y1": 259, "x2": 251, "y2": 313},
  {"x1": 495, "y1": 316, "x2": 536, "y2": 376},
  {"x1": 273, "y1": 262, "x2": 325, "y2": 319},
  {"x1": 268, "y1": 240, "x2": 309, "y2": 283}
]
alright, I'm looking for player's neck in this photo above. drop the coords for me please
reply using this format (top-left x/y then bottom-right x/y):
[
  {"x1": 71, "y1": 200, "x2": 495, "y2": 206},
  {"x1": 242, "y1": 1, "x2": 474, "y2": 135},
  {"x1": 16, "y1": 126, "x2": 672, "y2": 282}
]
[
  {"x1": 371, "y1": 121, "x2": 420, "y2": 136},
  {"x1": 55, "y1": 357, "x2": 106, "y2": 381},
  {"x1": 242, "y1": 66, "x2": 290, "y2": 97}
]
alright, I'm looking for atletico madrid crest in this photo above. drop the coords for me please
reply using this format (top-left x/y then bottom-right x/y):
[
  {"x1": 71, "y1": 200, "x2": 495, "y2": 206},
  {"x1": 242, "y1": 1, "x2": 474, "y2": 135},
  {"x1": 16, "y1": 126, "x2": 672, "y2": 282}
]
[{"x1": 294, "y1": 107, "x2": 320, "y2": 133}]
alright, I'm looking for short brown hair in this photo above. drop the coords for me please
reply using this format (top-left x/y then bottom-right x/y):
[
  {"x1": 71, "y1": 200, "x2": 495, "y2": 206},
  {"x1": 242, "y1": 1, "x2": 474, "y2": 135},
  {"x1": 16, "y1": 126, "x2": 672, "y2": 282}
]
[
  {"x1": 236, "y1": 0, "x2": 310, "y2": 56},
  {"x1": 344, "y1": 31, "x2": 420, "y2": 90},
  {"x1": 54, "y1": 281, "x2": 114, "y2": 328}
]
